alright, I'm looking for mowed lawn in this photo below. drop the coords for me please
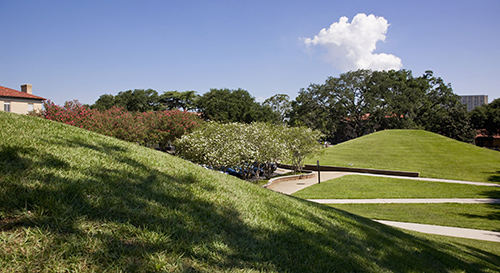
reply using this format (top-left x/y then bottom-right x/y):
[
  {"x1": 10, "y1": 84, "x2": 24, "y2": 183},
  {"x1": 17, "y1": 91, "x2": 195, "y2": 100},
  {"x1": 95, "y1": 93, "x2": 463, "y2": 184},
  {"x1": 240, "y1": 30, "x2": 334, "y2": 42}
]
[
  {"x1": 292, "y1": 175, "x2": 500, "y2": 199},
  {"x1": 292, "y1": 175, "x2": 500, "y2": 232},
  {"x1": 4, "y1": 112, "x2": 500, "y2": 272},
  {"x1": 305, "y1": 130, "x2": 500, "y2": 183},
  {"x1": 328, "y1": 203, "x2": 500, "y2": 232}
]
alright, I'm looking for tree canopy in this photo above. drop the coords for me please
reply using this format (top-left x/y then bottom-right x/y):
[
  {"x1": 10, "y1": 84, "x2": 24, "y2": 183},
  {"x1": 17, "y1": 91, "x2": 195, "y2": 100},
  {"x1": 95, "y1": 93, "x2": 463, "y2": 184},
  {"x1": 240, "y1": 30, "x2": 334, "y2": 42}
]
[
  {"x1": 91, "y1": 89, "x2": 162, "y2": 112},
  {"x1": 470, "y1": 98, "x2": 500, "y2": 137},
  {"x1": 159, "y1": 90, "x2": 198, "y2": 111},
  {"x1": 289, "y1": 69, "x2": 474, "y2": 143},
  {"x1": 88, "y1": 69, "x2": 476, "y2": 144},
  {"x1": 196, "y1": 88, "x2": 279, "y2": 123},
  {"x1": 263, "y1": 94, "x2": 292, "y2": 124}
]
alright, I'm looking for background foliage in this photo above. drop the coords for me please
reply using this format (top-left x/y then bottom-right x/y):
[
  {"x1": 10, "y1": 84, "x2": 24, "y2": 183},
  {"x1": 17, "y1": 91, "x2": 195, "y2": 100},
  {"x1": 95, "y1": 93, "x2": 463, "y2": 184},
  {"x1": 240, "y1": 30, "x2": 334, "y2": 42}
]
[{"x1": 289, "y1": 69, "x2": 474, "y2": 143}]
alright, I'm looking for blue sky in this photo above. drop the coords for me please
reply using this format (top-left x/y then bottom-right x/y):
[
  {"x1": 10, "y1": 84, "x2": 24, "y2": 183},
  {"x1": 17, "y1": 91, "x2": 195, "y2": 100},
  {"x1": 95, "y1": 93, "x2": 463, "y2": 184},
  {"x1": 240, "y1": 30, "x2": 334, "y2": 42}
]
[{"x1": 1, "y1": 0, "x2": 499, "y2": 105}]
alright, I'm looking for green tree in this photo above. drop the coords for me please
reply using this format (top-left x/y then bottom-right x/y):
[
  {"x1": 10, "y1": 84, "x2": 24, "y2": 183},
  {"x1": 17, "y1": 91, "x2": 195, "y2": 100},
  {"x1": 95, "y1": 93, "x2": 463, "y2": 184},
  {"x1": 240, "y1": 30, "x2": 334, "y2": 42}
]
[
  {"x1": 289, "y1": 70, "x2": 382, "y2": 142},
  {"x1": 263, "y1": 94, "x2": 291, "y2": 124},
  {"x1": 413, "y1": 71, "x2": 474, "y2": 142},
  {"x1": 327, "y1": 69, "x2": 383, "y2": 139},
  {"x1": 196, "y1": 88, "x2": 279, "y2": 123},
  {"x1": 114, "y1": 89, "x2": 161, "y2": 112},
  {"x1": 289, "y1": 83, "x2": 336, "y2": 140},
  {"x1": 91, "y1": 94, "x2": 116, "y2": 111},
  {"x1": 369, "y1": 69, "x2": 425, "y2": 129},
  {"x1": 470, "y1": 98, "x2": 500, "y2": 137},
  {"x1": 90, "y1": 89, "x2": 162, "y2": 112},
  {"x1": 160, "y1": 90, "x2": 198, "y2": 111},
  {"x1": 290, "y1": 69, "x2": 475, "y2": 143}
]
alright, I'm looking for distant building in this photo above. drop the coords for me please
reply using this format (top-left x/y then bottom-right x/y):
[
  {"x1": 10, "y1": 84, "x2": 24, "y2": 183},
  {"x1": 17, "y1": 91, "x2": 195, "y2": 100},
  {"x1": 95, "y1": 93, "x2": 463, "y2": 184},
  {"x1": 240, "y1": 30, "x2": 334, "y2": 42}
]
[
  {"x1": 460, "y1": 95, "x2": 488, "y2": 111},
  {"x1": 0, "y1": 84, "x2": 46, "y2": 115}
]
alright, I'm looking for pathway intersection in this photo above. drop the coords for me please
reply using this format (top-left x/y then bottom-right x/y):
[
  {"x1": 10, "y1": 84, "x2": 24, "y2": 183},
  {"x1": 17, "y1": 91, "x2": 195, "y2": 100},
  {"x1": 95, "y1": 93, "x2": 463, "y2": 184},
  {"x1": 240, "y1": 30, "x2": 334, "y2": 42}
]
[{"x1": 266, "y1": 169, "x2": 500, "y2": 243}]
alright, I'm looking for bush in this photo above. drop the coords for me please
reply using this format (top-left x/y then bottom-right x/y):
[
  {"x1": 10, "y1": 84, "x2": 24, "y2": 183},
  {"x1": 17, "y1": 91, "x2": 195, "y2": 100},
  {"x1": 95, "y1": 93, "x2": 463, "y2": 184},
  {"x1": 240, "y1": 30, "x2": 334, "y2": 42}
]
[
  {"x1": 36, "y1": 100, "x2": 202, "y2": 147},
  {"x1": 175, "y1": 122, "x2": 323, "y2": 180}
]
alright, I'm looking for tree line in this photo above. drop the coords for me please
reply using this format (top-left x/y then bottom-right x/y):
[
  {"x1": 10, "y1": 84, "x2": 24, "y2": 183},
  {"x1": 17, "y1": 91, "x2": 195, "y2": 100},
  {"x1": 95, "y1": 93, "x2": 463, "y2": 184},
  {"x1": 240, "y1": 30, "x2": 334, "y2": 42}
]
[
  {"x1": 91, "y1": 69, "x2": 496, "y2": 144},
  {"x1": 91, "y1": 88, "x2": 279, "y2": 124},
  {"x1": 288, "y1": 69, "x2": 475, "y2": 143}
]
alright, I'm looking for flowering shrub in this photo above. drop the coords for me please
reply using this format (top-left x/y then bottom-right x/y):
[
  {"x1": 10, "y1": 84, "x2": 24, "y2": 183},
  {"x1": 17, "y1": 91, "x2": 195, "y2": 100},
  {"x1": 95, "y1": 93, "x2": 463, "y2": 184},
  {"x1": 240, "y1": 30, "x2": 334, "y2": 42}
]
[
  {"x1": 36, "y1": 100, "x2": 202, "y2": 147},
  {"x1": 175, "y1": 122, "x2": 323, "y2": 180}
]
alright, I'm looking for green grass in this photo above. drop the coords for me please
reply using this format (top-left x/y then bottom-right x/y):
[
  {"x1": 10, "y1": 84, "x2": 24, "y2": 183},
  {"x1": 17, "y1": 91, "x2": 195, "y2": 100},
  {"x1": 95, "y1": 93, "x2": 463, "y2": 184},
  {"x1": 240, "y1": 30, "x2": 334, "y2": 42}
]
[
  {"x1": 329, "y1": 203, "x2": 500, "y2": 232},
  {"x1": 292, "y1": 175, "x2": 500, "y2": 199},
  {"x1": 1, "y1": 112, "x2": 500, "y2": 272},
  {"x1": 306, "y1": 129, "x2": 500, "y2": 182}
]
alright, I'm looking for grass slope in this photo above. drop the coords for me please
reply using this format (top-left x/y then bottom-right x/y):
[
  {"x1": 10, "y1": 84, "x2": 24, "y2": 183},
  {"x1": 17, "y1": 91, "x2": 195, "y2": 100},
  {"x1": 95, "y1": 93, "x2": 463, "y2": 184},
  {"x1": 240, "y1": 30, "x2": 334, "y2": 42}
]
[
  {"x1": 306, "y1": 129, "x2": 500, "y2": 182},
  {"x1": 1, "y1": 112, "x2": 500, "y2": 272}
]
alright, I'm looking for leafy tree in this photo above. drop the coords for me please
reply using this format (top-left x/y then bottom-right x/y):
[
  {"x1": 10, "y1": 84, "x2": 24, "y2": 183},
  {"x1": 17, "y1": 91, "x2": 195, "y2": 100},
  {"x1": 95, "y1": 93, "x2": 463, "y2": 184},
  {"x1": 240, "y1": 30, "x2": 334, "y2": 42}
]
[
  {"x1": 413, "y1": 71, "x2": 474, "y2": 142},
  {"x1": 263, "y1": 94, "x2": 291, "y2": 124},
  {"x1": 91, "y1": 94, "x2": 116, "y2": 111},
  {"x1": 196, "y1": 88, "x2": 279, "y2": 123},
  {"x1": 160, "y1": 90, "x2": 198, "y2": 111},
  {"x1": 114, "y1": 89, "x2": 161, "y2": 112},
  {"x1": 327, "y1": 69, "x2": 383, "y2": 139},
  {"x1": 289, "y1": 83, "x2": 336, "y2": 140},
  {"x1": 470, "y1": 98, "x2": 500, "y2": 137},
  {"x1": 290, "y1": 69, "x2": 475, "y2": 143},
  {"x1": 289, "y1": 70, "x2": 382, "y2": 142},
  {"x1": 369, "y1": 69, "x2": 425, "y2": 129}
]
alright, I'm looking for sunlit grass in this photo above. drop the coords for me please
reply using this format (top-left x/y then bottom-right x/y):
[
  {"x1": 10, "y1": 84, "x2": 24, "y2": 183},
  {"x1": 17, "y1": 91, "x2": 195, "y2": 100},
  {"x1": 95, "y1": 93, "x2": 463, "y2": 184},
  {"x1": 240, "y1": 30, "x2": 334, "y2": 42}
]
[
  {"x1": 292, "y1": 175, "x2": 500, "y2": 199},
  {"x1": 1, "y1": 112, "x2": 499, "y2": 272},
  {"x1": 306, "y1": 129, "x2": 500, "y2": 182},
  {"x1": 329, "y1": 203, "x2": 500, "y2": 232}
]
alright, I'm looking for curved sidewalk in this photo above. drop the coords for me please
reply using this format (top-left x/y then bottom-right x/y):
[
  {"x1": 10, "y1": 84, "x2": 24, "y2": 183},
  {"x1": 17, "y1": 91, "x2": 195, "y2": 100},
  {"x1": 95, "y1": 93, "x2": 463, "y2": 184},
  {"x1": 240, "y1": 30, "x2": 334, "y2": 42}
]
[
  {"x1": 356, "y1": 173, "x2": 500, "y2": 187},
  {"x1": 266, "y1": 170, "x2": 500, "y2": 195},
  {"x1": 266, "y1": 171, "x2": 350, "y2": 194},
  {"x1": 308, "y1": 198, "x2": 500, "y2": 204},
  {"x1": 266, "y1": 170, "x2": 500, "y2": 242},
  {"x1": 375, "y1": 220, "x2": 500, "y2": 243}
]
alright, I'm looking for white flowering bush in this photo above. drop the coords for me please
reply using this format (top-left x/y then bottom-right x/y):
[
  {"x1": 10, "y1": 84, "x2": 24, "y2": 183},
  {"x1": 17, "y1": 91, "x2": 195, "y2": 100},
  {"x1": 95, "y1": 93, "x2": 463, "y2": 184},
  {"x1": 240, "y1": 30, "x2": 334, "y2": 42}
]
[{"x1": 175, "y1": 122, "x2": 323, "y2": 180}]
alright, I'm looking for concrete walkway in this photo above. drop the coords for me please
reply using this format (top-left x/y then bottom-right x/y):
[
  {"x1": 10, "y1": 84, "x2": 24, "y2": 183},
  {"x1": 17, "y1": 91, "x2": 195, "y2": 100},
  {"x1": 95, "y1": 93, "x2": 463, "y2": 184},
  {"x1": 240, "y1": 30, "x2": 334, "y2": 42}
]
[
  {"x1": 266, "y1": 170, "x2": 500, "y2": 242},
  {"x1": 356, "y1": 173, "x2": 500, "y2": 187},
  {"x1": 309, "y1": 198, "x2": 500, "y2": 204},
  {"x1": 267, "y1": 170, "x2": 500, "y2": 195},
  {"x1": 266, "y1": 170, "x2": 351, "y2": 194},
  {"x1": 375, "y1": 220, "x2": 500, "y2": 243}
]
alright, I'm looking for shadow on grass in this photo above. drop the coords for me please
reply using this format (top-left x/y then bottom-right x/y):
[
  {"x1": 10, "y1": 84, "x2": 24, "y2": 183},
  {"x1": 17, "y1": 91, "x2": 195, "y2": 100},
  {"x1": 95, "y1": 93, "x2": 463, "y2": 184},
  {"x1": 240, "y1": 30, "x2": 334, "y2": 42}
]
[
  {"x1": 1, "y1": 135, "x2": 500, "y2": 272},
  {"x1": 459, "y1": 188, "x2": 500, "y2": 231},
  {"x1": 488, "y1": 171, "x2": 500, "y2": 182}
]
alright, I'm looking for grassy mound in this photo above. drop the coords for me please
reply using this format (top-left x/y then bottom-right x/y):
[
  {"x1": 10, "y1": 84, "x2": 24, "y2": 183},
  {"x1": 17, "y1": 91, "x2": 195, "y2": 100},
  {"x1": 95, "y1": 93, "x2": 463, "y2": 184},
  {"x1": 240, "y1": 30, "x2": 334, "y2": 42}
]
[
  {"x1": 307, "y1": 130, "x2": 500, "y2": 182},
  {"x1": 1, "y1": 112, "x2": 499, "y2": 272}
]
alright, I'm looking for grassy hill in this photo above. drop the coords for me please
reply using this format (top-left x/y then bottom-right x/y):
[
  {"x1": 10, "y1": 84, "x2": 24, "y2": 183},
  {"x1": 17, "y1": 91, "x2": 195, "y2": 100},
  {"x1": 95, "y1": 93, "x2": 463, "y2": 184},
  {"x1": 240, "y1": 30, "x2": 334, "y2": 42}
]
[
  {"x1": 1, "y1": 112, "x2": 499, "y2": 272},
  {"x1": 306, "y1": 130, "x2": 500, "y2": 182}
]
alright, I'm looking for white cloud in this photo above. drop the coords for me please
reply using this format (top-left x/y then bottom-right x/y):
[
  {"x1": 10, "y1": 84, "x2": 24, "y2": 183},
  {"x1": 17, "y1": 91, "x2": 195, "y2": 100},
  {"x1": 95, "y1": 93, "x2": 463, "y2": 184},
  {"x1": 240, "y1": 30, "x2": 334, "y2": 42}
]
[{"x1": 304, "y1": 13, "x2": 403, "y2": 71}]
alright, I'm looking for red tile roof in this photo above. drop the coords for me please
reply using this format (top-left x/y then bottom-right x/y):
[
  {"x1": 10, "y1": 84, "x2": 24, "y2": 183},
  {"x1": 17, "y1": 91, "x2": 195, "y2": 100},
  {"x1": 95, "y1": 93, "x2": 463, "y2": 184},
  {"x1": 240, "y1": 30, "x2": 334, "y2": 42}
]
[{"x1": 0, "y1": 85, "x2": 46, "y2": 100}]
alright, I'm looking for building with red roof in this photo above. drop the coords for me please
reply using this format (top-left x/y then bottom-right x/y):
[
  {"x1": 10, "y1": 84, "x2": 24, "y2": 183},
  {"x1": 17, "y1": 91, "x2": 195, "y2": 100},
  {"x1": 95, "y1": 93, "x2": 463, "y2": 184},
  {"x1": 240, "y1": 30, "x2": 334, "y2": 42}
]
[{"x1": 0, "y1": 84, "x2": 46, "y2": 114}]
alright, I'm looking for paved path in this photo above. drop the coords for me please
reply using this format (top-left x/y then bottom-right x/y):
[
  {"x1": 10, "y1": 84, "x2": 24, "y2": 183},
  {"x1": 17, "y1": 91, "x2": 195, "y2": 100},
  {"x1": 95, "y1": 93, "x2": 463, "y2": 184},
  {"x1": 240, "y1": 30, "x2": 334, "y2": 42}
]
[
  {"x1": 374, "y1": 220, "x2": 500, "y2": 243},
  {"x1": 267, "y1": 170, "x2": 500, "y2": 195},
  {"x1": 309, "y1": 198, "x2": 500, "y2": 204},
  {"x1": 356, "y1": 173, "x2": 500, "y2": 187},
  {"x1": 266, "y1": 170, "x2": 500, "y2": 242},
  {"x1": 266, "y1": 170, "x2": 351, "y2": 194}
]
